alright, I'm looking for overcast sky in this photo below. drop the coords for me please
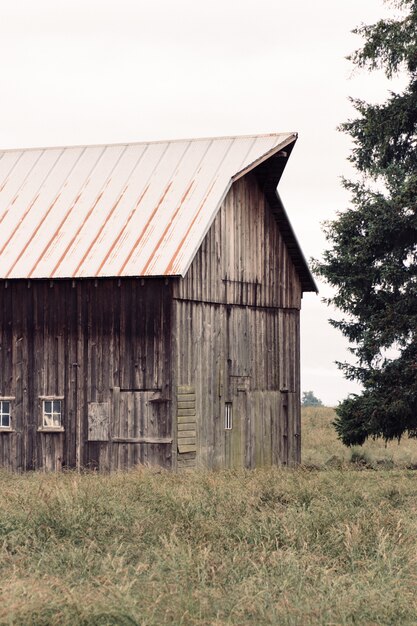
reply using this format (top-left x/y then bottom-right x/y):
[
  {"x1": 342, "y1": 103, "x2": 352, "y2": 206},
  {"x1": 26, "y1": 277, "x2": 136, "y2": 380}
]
[{"x1": 0, "y1": 0, "x2": 403, "y2": 405}]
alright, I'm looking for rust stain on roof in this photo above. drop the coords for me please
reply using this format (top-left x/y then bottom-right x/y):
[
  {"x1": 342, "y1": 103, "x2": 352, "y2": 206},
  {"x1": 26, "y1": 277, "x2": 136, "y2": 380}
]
[
  {"x1": 0, "y1": 195, "x2": 19, "y2": 226},
  {"x1": 96, "y1": 182, "x2": 150, "y2": 276},
  {"x1": 141, "y1": 180, "x2": 195, "y2": 275},
  {"x1": 117, "y1": 181, "x2": 173, "y2": 276},
  {"x1": 0, "y1": 133, "x2": 304, "y2": 280},
  {"x1": 28, "y1": 192, "x2": 83, "y2": 278},
  {"x1": 164, "y1": 179, "x2": 217, "y2": 275},
  {"x1": 0, "y1": 193, "x2": 40, "y2": 256},
  {"x1": 5, "y1": 194, "x2": 62, "y2": 279},
  {"x1": 72, "y1": 187, "x2": 127, "y2": 276},
  {"x1": 50, "y1": 191, "x2": 104, "y2": 277}
]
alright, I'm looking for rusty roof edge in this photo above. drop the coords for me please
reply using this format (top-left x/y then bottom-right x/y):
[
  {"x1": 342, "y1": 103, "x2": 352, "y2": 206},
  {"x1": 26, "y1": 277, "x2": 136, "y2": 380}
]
[{"x1": 0, "y1": 132, "x2": 296, "y2": 155}]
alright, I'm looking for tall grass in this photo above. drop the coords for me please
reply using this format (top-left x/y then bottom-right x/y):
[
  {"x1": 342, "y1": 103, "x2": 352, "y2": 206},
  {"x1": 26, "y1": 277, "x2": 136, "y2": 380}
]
[
  {"x1": 0, "y1": 408, "x2": 416, "y2": 625},
  {"x1": 302, "y1": 406, "x2": 417, "y2": 467}
]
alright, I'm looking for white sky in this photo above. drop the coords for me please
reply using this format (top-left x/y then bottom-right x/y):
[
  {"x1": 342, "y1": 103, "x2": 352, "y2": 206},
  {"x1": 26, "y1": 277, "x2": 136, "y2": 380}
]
[{"x1": 0, "y1": 0, "x2": 402, "y2": 405}]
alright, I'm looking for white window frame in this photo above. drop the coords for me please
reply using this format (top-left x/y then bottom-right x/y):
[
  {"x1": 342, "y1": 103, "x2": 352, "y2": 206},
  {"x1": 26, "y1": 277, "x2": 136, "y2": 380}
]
[
  {"x1": 0, "y1": 397, "x2": 14, "y2": 431},
  {"x1": 225, "y1": 402, "x2": 233, "y2": 430},
  {"x1": 39, "y1": 396, "x2": 65, "y2": 432}
]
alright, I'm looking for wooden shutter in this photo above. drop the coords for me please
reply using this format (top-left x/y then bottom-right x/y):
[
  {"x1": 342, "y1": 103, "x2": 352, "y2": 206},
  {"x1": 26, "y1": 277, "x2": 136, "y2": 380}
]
[{"x1": 177, "y1": 385, "x2": 196, "y2": 468}]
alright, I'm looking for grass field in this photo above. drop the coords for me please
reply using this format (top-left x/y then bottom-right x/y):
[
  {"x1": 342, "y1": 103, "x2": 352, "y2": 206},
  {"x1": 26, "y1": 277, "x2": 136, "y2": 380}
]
[
  {"x1": 302, "y1": 406, "x2": 417, "y2": 468},
  {"x1": 0, "y1": 408, "x2": 416, "y2": 625}
]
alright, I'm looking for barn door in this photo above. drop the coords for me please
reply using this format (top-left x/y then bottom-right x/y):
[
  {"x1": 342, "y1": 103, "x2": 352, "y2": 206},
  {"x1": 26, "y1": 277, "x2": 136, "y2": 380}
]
[
  {"x1": 279, "y1": 391, "x2": 300, "y2": 466},
  {"x1": 111, "y1": 388, "x2": 172, "y2": 469},
  {"x1": 225, "y1": 376, "x2": 251, "y2": 469}
]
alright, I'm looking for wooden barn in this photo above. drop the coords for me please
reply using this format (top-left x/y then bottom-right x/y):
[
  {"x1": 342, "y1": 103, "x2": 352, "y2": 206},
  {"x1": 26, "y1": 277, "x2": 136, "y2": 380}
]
[{"x1": 0, "y1": 133, "x2": 316, "y2": 472}]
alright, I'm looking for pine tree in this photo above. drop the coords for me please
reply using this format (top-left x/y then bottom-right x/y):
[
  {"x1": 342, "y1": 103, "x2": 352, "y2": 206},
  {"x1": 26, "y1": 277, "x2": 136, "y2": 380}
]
[{"x1": 315, "y1": 0, "x2": 417, "y2": 445}]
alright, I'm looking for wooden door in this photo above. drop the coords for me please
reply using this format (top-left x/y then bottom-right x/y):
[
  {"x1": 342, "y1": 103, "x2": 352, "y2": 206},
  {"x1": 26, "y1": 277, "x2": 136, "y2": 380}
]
[
  {"x1": 279, "y1": 391, "x2": 300, "y2": 466},
  {"x1": 107, "y1": 388, "x2": 171, "y2": 469},
  {"x1": 225, "y1": 376, "x2": 251, "y2": 469}
]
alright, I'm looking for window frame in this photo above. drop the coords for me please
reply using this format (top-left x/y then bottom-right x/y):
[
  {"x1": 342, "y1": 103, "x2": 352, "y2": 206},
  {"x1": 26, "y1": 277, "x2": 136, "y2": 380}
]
[
  {"x1": 224, "y1": 402, "x2": 233, "y2": 430},
  {"x1": 0, "y1": 397, "x2": 15, "y2": 431},
  {"x1": 38, "y1": 396, "x2": 65, "y2": 432}
]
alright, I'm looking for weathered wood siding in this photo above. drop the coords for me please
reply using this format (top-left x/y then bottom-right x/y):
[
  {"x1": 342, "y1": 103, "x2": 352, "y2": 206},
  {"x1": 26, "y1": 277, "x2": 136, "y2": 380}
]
[
  {"x1": 175, "y1": 174, "x2": 302, "y2": 309},
  {"x1": 173, "y1": 174, "x2": 302, "y2": 468},
  {"x1": 0, "y1": 278, "x2": 172, "y2": 471},
  {"x1": 0, "y1": 172, "x2": 305, "y2": 472}
]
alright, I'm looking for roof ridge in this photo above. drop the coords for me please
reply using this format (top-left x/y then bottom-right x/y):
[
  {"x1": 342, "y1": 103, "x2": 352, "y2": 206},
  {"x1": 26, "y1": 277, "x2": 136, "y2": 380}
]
[{"x1": 0, "y1": 132, "x2": 297, "y2": 154}]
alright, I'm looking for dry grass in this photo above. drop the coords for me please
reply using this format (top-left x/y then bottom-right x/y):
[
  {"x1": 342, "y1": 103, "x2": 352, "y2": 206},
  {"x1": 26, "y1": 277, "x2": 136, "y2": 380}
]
[
  {"x1": 302, "y1": 406, "x2": 417, "y2": 468},
  {"x1": 0, "y1": 409, "x2": 416, "y2": 625}
]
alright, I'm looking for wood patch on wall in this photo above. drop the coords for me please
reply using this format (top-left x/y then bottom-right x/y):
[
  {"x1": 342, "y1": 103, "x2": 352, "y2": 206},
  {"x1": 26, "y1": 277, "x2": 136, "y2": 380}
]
[
  {"x1": 177, "y1": 385, "x2": 196, "y2": 469},
  {"x1": 88, "y1": 402, "x2": 110, "y2": 441}
]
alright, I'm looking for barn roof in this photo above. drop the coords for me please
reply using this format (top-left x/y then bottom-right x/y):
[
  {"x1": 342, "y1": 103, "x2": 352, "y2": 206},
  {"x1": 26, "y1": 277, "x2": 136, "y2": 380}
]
[{"x1": 0, "y1": 133, "x2": 316, "y2": 291}]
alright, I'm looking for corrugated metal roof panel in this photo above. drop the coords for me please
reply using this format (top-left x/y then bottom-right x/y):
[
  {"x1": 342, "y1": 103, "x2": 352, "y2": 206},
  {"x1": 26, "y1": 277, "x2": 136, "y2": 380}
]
[{"x1": 0, "y1": 133, "x2": 302, "y2": 281}]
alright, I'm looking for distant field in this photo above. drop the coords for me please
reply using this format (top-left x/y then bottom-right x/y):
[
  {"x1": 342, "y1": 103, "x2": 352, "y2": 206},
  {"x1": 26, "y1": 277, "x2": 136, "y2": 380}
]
[
  {"x1": 302, "y1": 405, "x2": 417, "y2": 468},
  {"x1": 0, "y1": 408, "x2": 416, "y2": 625}
]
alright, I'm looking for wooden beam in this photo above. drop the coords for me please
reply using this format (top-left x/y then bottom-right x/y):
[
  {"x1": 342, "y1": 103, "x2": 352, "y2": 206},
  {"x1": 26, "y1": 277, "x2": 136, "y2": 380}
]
[{"x1": 111, "y1": 436, "x2": 173, "y2": 444}]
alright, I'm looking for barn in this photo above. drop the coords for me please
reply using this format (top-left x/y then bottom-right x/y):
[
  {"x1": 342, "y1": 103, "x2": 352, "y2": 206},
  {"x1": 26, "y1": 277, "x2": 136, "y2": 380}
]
[{"x1": 0, "y1": 133, "x2": 316, "y2": 472}]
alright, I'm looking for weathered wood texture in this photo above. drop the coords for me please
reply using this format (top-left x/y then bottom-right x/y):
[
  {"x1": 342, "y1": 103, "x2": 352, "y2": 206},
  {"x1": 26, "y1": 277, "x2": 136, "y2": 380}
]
[
  {"x1": 174, "y1": 174, "x2": 302, "y2": 309},
  {"x1": 173, "y1": 302, "x2": 300, "y2": 468},
  {"x1": 177, "y1": 385, "x2": 197, "y2": 469},
  {"x1": 0, "y1": 278, "x2": 172, "y2": 471},
  {"x1": 0, "y1": 172, "x2": 305, "y2": 472},
  {"x1": 173, "y1": 174, "x2": 302, "y2": 468}
]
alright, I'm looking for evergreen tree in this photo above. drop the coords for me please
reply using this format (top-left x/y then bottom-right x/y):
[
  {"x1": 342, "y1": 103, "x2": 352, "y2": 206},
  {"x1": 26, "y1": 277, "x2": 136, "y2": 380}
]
[{"x1": 315, "y1": 0, "x2": 417, "y2": 445}]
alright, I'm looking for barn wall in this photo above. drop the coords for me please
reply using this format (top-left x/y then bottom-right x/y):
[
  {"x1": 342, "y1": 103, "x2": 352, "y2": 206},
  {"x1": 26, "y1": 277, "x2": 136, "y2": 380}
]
[
  {"x1": 175, "y1": 174, "x2": 302, "y2": 309},
  {"x1": 173, "y1": 174, "x2": 302, "y2": 468},
  {"x1": 0, "y1": 278, "x2": 172, "y2": 471},
  {"x1": 0, "y1": 174, "x2": 305, "y2": 472}
]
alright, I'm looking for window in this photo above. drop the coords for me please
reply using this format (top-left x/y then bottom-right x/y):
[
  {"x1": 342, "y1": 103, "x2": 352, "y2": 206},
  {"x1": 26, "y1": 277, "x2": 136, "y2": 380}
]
[
  {"x1": 0, "y1": 400, "x2": 12, "y2": 429},
  {"x1": 41, "y1": 398, "x2": 64, "y2": 430},
  {"x1": 225, "y1": 402, "x2": 233, "y2": 430}
]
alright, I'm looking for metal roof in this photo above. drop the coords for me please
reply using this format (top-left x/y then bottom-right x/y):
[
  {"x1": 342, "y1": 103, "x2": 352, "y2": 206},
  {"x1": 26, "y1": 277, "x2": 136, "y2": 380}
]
[{"x1": 0, "y1": 132, "x2": 315, "y2": 290}]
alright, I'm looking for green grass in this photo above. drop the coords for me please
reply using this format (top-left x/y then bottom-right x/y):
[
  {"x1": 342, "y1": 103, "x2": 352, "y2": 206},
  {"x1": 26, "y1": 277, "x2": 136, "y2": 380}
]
[{"x1": 0, "y1": 408, "x2": 416, "y2": 625}]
